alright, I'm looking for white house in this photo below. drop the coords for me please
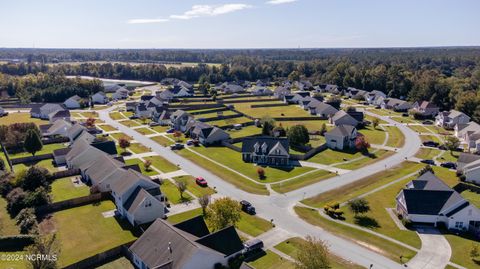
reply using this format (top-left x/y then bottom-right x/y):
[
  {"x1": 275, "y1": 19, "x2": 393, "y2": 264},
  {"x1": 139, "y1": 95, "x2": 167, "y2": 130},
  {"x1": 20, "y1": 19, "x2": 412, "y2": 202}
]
[
  {"x1": 330, "y1": 110, "x2": 359, "y2": 127},
  {"x1": 364, "y1": 90, "x2": 386, "y2": 104},
  {"x1": 63, "y1": 95, "x2": 82, "y2": 109},
  {"x1": 435, "y1": 110, "x2": 470, "y2": 129},
  {"x1": 188, "y1": 122, "x2": 230, "y2": 145},
  {"x1": 92, "y1": 92, "x2": 108, "y2": 104},
  {"x1": 396, "y1": 172, "x2": 480, "y2": 232},
  {"x1": 324, "y1": 125, "x2": 358, "y2": 150},
  {"x1": 411, "y1": 101, "x2": 440, "y2": 117}
]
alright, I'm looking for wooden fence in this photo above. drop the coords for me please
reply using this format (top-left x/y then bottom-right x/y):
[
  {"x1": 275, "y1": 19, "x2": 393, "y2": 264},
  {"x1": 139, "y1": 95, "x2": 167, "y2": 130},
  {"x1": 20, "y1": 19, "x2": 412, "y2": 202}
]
[
  {"x1": 62, "y1": 241, "x2": 135, "y2": 269},
  {"x1": 10, "y1": 153, "x2": 53, "y2": 165},
  {"x1": 35, "y1": 192, "x2": 110, "y2": 215}
]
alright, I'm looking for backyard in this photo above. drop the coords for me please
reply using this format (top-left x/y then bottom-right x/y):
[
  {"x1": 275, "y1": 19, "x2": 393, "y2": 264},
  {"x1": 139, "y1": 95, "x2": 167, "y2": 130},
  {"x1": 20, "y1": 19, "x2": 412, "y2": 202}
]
[{"x1": 50, "y1": 177, "x2": 90, "y2": 203}]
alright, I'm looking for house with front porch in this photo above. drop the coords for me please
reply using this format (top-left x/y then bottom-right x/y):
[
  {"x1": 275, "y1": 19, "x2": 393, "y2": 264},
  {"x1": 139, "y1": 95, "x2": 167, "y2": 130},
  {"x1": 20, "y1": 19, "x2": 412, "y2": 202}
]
[
  {"x1": 435, "y1": 110, "x2": 470, "y2": 129},
  {"x1": 242, "y1": 137, "x2": 290, "y2": 166}
]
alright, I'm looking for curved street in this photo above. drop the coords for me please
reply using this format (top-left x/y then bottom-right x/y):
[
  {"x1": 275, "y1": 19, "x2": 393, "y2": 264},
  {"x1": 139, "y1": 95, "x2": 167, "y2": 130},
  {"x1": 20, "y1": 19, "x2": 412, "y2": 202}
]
[{"x1": 98, "y1": 107, "x2": 437, "y2": 269}]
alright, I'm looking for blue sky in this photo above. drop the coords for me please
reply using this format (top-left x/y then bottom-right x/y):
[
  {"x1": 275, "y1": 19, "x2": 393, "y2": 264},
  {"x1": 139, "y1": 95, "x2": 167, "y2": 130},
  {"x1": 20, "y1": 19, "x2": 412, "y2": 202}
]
[{"x1": 1, "y1": 0, "x2": 479, "y2": 48}]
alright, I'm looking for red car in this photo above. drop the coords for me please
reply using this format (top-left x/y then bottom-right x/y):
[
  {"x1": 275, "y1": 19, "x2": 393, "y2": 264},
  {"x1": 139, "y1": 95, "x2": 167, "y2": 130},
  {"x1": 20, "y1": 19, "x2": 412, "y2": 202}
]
[{"x1": 195, "y1": 177, "x2": 208, "y2": 187}]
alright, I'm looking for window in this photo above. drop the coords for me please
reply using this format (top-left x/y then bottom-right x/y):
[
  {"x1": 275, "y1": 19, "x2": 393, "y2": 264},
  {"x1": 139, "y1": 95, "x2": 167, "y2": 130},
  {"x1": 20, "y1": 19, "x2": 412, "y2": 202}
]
[{"x1": 455, "y1": 221, "x2": 463, "y2": 229}]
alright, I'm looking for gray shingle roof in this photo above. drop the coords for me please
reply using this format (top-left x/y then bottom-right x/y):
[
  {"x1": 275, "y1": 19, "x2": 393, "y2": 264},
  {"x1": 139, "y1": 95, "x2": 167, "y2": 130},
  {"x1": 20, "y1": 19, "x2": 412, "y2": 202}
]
[{"x1": 325, "y1": 125, "x2": 356, "y2": 137}]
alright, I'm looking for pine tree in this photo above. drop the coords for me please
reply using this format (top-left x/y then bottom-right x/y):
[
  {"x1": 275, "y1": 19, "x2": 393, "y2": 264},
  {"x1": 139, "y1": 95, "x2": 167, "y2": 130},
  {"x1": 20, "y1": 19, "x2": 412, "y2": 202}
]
[{"x1": 23, "y1": 129, "x2": 43, "y2": 156}]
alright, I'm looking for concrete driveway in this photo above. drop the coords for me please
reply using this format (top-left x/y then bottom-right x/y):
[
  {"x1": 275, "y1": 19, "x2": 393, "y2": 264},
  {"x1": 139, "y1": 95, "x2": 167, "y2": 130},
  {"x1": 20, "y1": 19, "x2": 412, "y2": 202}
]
[{"x1": 407, "y1": 227, "x2": 452, "y2": 269}]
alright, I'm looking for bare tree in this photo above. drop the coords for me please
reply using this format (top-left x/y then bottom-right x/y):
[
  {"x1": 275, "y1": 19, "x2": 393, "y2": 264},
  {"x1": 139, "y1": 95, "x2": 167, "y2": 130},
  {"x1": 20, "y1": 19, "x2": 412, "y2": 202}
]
[
  {"x1": 176, "y1": 180, "x2": 187, "y2": 199},
  {"x1": 198, "y1": 195, "x2": 211, "y2": 216}
]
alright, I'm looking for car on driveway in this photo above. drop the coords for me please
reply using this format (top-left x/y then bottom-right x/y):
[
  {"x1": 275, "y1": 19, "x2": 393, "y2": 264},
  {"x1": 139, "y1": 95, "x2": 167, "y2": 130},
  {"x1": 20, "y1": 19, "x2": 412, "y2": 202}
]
[
  {"x1": 422, "y1": 120, "x2": 433, "y2": 125},
  {"x1": 195, "y1": 177, "x2": 208, "y2": 187},
  {"x1": 186, "y1": 140, "x2": 194, "y2": 146},
  {"x1": 242, "y1": 238, "x2": 264, "y2": 255},
  {"x1": 440, "y1": 162, "x2": 457, "y2": 169},
  {"x1": 420, "y1": 159, "x2": 436, "y2": 165},
  {"x1": 129, "y1": 115, "x2": 139, "y2": 119},
  {"x1": 423, "y1": 141, "x2": 439, "y2": 147},
  {"x1": 166, "y1": 128, "x2": 175, "y2": 133},
  {"x1": 240, "y1": 200, "x2": 256, "y2": 215},
  {"x1": 170, "y1": 143, "x2": 184, "y2": 150}
]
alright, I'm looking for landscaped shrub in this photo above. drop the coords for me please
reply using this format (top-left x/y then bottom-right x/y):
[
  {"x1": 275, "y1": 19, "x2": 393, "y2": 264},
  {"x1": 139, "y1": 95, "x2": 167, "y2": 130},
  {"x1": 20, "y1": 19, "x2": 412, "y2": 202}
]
[
  {"x1": 257, "y1": 167, "x2": 265, "y2": 179},
  {"x1": 15, "y1": 208, "x2": 38, "y2": 234},
  {"x1": 0, "y1": 235, "x2": 36, "y2": 251}
]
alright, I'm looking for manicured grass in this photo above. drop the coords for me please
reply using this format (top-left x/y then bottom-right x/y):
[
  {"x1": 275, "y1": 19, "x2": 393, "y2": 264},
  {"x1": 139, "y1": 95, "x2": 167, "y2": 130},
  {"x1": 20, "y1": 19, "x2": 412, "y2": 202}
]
[
  {"x1": 143, "y1": 155, "x2": 179, "y2": 173},
  {"x1": 443, "y1": 232, "x2": 480, "y2": 269},
  {"x1": 124, "y1": 158, "x2": 159, "y2": 176},
  {"x1": 234, "y1": 102, "x2": 313, "y2": 118},
  {"x1": 8, "y1": 143, "x2": 66, "y2": 159},
  {"x1": 438, "y1": 151, "x2": 459, "y2": 163},
  {"x1": 50, "y1": 177, "x2": 90, "y2": 203},
  {"x1": 109, "y1": 112, "x2": 126, "y2": 120},
  {"x1": 335, "y1": 150, "x2": 394, "y2": 170},
  {"x1": 167, "y1": 207, "x2": 204, "y2": 224},
  {"x1": 367, "y1": 108, "x2": 403, "y2": 117},
  {"x1": 119, "y1": 120, "x2": 141, "y2": 127},
  {"x1": 0, "y1": 112, "x2": 43, "y2": 126},
  {"x1": 195, "y1": 110, "x2": 238, "y2": 119},
  {"x1": 172, "y1": 175, "x2": 216, "y2": 197},
  {"x1": 176, "y1": 149, "x2": 269, "y2": 195},
  {"x1": 308, "y1": 148, "x2": 365, "y2": 165},
  {"x1": 0, "y1": 198, "x2": 18, "y2": 236},
  {"x1": 249, "y1": 250, "x2": 295, "y2": 269},
  {"x1": 271, "y1": 170, "x2": 335, "y2": 193},
  {"x1": 278, "y1": 120, "x2": 331, "y2": 132},
  {"x1": 226, "y1": 125, "x2": 262, "y2": 138},
  {"x1": 0, "y1": 251, "x2": 27, "y2": 269},
  {"x1": 384, "y1": 126, "x2": 404, "y2": 148},
  {"x1": 364, "y1": 114, "x2": 387, "y2": 124},
  {"x1": 96, "y1": 257, "x2": 134, "y2": 269},
  {"x1": 303, "y1": 161, "x2": 424, "y2": 208},
  {"x1": 390, "y1": 116, "x2": 417, "y2": 124},
  {"x1": 460, "y1": 189, "x2": 480, "y2": 208},
  {"x1": 135, "y1": 127, "x2": 155, "y2": 135},
  {"x1": 52, "y1": 201, "x2": 137, "y2": 267},
  {"x1": 207, "y1": 117, "x2": 253, "y2": 127},
  {"x1": 167, "y1": 133, "x2": 187, "y2": 143},
  {"x1": 274, "y1": 237, "x2": 364, "y2": 269},
  {"x1": 408, "y1": 125, "x2": 431, "y2": 133},
  {"x1": 161, "y1": 180, "x2": 192, "y2": 204},
  {"x1": 151, "y1": 125, "x2": 170, "y2": 133},
  {"x1": 190, "y1": 146, "x2": 314, "y2": 183},
  {"x1": 128, "y1": 143, "x2": 151, "y2": 154},
  {"x1": 13, "y1": 159, "x2": 56, "y2": 173},
  {"x1": 432, "y1": 166, "x2": 459, "y2": 187},
  {"x1": 151, "y1": 135, "x2": 174, "y2": 146},
  {"x1": 80, "y1": 112, "x2": 98, "y2": 118},
  {"x1": 420, "y1": 134, "x2": 441, "y2": 143},
  {"x1": 98, "y1": 124, "x2": 117, "y2": 132},
  {"x1": 358, "y1": 126, "x2": 386, "y2": 145},
  {"x1": 414, "y1": 147, "x2": 442, "y2": 160},
  {"x1": 109, "y1": 132, "x2": 132, "y2": 141},
  {"x1": 294, "y1": 206, "x2": 416, "y2": 263}
]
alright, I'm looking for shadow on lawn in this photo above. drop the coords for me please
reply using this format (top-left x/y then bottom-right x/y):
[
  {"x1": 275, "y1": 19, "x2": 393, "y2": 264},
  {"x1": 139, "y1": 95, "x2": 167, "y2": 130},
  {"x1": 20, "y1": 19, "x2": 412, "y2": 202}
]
[{"x1": 354, "y1": 216, "x2": 381, "y2": 229}]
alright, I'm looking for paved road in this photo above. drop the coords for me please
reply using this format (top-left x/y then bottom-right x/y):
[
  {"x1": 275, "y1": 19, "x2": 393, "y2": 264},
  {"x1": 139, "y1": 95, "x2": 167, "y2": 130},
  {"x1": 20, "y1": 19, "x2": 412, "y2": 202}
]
[
  {"x1": 407, "y1": 227, "x2": 453, "y2": 269},
  {"x1": 99, "y1": 108, "x2": 421, "y2": 269}
]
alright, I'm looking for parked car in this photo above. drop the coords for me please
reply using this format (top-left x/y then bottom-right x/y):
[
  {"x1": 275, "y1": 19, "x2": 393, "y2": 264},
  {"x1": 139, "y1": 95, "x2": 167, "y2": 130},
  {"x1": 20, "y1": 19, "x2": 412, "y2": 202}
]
[
  {"x1": 420, "y1": 159, "x2": 436, "y2": 165},
  {"x1": 149, "y1": 122, "x2": 160, "y2": 127},
  {"x1": 423, "y1": 141, "x2": 439, "y2": 147},
  {"x1": 242, "y1": 239, "x2": 264, "y2": 255},
  {"x1": 129, "y1": 115, "x2": 139, "y2": 119},
  {"x1": 401, "y1": 113, "x2": 409, "y2": 117},
  {"x1": 186, "y1": 140, "x2": 194, "y2": 146},
  {"x1": 375, "y1": 106, "x2": 381, "y2": 109},
  {"x1": 240, "y1": 200, "x2": 256, "y2": 215},
  {"x1": 440, "y1": 162, "x2": 457, "y2": 169},
  {"x1": 422, "y1": 120, "x2": 433, "y2": 125},
  {"x1": 166, "y1": 128, "x2": 175, "y2": 133},
  {"x1": 195, "y1": 177, "x2": 208, "y2": 187},
  {"x1": 170, "y1": 143, "x2": 184, "y2": 150}
]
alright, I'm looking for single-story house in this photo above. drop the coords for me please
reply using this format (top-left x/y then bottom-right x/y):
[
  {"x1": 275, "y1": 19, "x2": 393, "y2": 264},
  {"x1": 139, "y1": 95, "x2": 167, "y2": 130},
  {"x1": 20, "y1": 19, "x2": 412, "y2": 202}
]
[
  {"x1": 188, "y1": 122, "x2": 230, "y2": 146},
  {"x1": 104, "y1": 84, "x2": 126, "y2": 93},
  {"x1": 40, "y1": 119, "x2": 72, "y2": 137},
  {"x1": 461, "y1": 159, "x2": 480, "y2": 185},
  {"x1": 455, "y1": 121, "x2": 480, "y2": 141},
  {"x1": 112, "y1": 88, "x2": 130, "y2": 100},
  {"x1": 31, "y1": 103, "x2": 65, "y2": 119},
  {"x1": 325, "y1": 125, "x2": 358, "y2": 150},
  {"x1": 436, "y1": 110, "x2": 471, "y2": 129},
  {"x1": 242, "y1": 137, "x2": 290, "y2": 166},
  {"x1": 251, "y1": 86, "x2": 273, "y2": 96},
  {"x1": 309, "y1": 102, "x2": 338, "y2": 118},
  {"x1": 364, "y1": 90, "x2": 386, "y2": 104},
  {"x1": 396, "y1": 171, "x2": 480, "y2": 232},
  {"x1": 382, "y1": 98, "x2": 412, "y2": 112},
  {"x1": 330, "y1": 110, "x2": 359, "y2": 127},
  {"x1": 273, "y1": 86, "x2": 291, "y2": 100},
  {"x1": 92, "y1": 92, "x2": 108, "y2": 104},
  {"x1": 63, "y1": 95, "x2": 82, "y2": 109},
  {"x1": 48, "y1": 109, "x2": 71, "y2": 123}
]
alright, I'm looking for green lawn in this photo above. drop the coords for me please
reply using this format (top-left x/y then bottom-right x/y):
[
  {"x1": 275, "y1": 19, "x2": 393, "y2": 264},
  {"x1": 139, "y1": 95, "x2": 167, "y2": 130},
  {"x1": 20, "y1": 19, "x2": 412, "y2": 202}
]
[
  {"x1": 271, "y1": 170, "x2": 334, "y2": 193},
  {"x1": 151, "y1": 135, "x2": 173, "y2": 147},
  {"x1": 96, "y1": 257, "x2": 133, "y2": 269},
  {"x1": 460, "y1": 189, "x2": 480, "y2": 208},
  {"x1": 143, "y1": 155, "x2": 179, "y2": 173},
  {"x1": 308, "y1": 148, "x2": 365, "y2": 165},
  {"x1": 50, "y1": 177, "x2": 90, "y2": 203},
  {"x1": 196, "y1": 110, "x2": 238, "y2": 119},
  {"x1": 135, "y1": 127, "x2": 155, "y2": 135},
  {"x1": 109, "y1": 132, "x2": 132, "y2": 141},
  {"x1": 390, "y1": 116, "x2": 417, "y2": 124},
  {"x1": 234, "y1": 102, "x2": 313, "y2": 118},
  {"x1": 151, "y1": 125, "x2": 170, "y2": 133},
  {"x1": 278, "y1": 120, "x2": 330, "y2": 132},
  {"x1": 335, "y1": 150, "x2": 394, "y2": 170},
  {"x1": 414, "y1": 147, "x2": 442, "y2": 160},
  {"x1": 294, "y1": 207, "x2": 416, "y2": 263},
  {"x1": 249, "y1": 250, "x2": 295, "y2": 269},
  {"x1": 172, "y1": 176, "x2": 216, "y2": 197},
  {"x1": 0, "y1": 112, "x2": 43, "y2": 126},
  {"x1": 52, "y1": 201, "x2": 137, "y2": 267},
  {"x1": 419, "y1": 135, "x2": 441, "y2": 143},
  {"x1": 207, "y1": 117, "x2": 253, "y2": 127},
  {"x1": 177, "y1": 149, "x2": 269, "y2": 195},
  {"x1": 0, "y1": 251, "x2": 27, "y2": 269},
  {"x1": 443, "y1": 232, "x2": 480, "y2": 269},
  {"x1": 438, "y1": 151, "x2": 459, "y2": 163},
  {"x1": 0, "y1": 198, "x2": 18, "y2": 236},
  {"x1": 364, "y1": 114, "x2": 388, "y2": 124},
  {"x1": 119, "y1": 120, "x2": 141, "y2": 127},
  {"x1": 161, "y1": 180, "x2": 193, "y2": 204},
  {"x1": 98, "y1": 124, "x2": 117, "y2": 132},
  {"x1": 13, "y1": 159, "x2": 56, "y2": 173},
  {"x1": 80, "y1": 112, "x2": 98, "y2": 118},
  {"x1": 8, "y1": 143, "x2": 66, "y2": 159},
  {"x1": 124, "y1": 158, "x2": 159, "y2": 176},
  {"x1": 190, "y1": 146, "x2": 314, "y2": 183},
  {"x1": 384, "y1": 126, "x2": 405, "y2": 148},
  {"x1": 227, "y1": 125, "x2": 262, "y2": 138},
  {"x1": 128, "y1": 143, "x2": 151, "y2": 154},
  {"x1": 358, "y1": 126, "x2": 386, "y2": 145},
  {"x1": 407, "y1": 125, "x2": 431, "y2": 133},
  {"x1": 274, "y1": 237, "x2": 364, "y2": 269},
  {"x1": 109, "y1": 112, "x2": 126, "y2": 120}
]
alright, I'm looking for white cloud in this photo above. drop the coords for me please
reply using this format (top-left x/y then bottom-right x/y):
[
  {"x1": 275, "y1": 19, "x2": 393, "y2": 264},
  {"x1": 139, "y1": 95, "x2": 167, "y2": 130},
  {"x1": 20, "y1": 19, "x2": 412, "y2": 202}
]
[
  {"x1": 170, "y1": 4, "x2": 252, "y2": 20},
  {"x1": 127, "y1": 18, "x2": 169, "y2": 24},
  {"x1": 266, "y1": 0, "x2": 298, "y2": 5}
]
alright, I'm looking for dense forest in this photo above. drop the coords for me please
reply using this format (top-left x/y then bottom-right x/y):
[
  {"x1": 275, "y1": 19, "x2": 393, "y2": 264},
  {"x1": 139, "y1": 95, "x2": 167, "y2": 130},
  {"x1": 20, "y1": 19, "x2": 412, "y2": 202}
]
[{"x1": 1, "y1": 48, "x2": 480, "y2": 117}]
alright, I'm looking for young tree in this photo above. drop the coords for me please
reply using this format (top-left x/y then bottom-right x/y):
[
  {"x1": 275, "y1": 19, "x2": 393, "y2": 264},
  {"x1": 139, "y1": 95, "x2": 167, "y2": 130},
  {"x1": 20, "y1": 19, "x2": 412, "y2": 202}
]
[
  {"x1": 26, "y1": 234, "x2": 60, "y2": 269},
  {"x1": 85, "y1": 117, "x2": 96, "y2": 128},
  {"x1": 198, "y1": 194, "x2": 211, "y2": 216},
  {"x1": 257, "y1": 167, "x2": 265, "y2": 179},
  {"x1": 24, "y1": 129, "x2": 43, "y2": 156},
  {"x1": 347, "y1": 198, "x2": 370, "y2": 216},
  {"x1": 295, "y1": 236, "x2": 330, "y2": 269},
  {"x1": 261, "y1": 116, "x2": 276, "y2": 136},
  {"x1": 444, "y1": 136, "x2": 460, "y2": 153},
  {"x1": 143, "y1": 159, "x2": 152, "y2": 171},
  {"x1": 287, "y1": 125, "x2": 310, "y2": 146},
  {"x1": 355, "y1": 135, "x2": 370, "y2": 152},
  {"x1": 372, "y1": 118, "x2": 380, "y2": 129},
  {"x1": 173, "y1": 131, "x2": 182, "y2": 142},
  {"x1": 206, "y1": 197, "x2": 241, "y2": 231},
  {"x1": 176, "y1": 180, "x2": 187, "y2": 199},
  {"x1": 140, "y1": 115, "x2": 149, "y2": 125},
  {"x1": 118, "y1": 137, "x2": 131, "y2": 153},
  {"x1": 320, "y1": 123, "x2": 327, "y2": 136}
]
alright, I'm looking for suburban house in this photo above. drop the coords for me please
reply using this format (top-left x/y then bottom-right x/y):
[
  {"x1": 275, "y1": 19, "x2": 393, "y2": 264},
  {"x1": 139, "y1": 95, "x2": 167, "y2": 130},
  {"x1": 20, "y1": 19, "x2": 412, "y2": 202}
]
[
  {"x1": 461, "y1": 158, "x2": 480, "y2": 185},
  {"x1": 66, "y1": 123, "x2": 88, "y2": 142},
  {"x1": 215, "y1": 83, "x2": 245, "y2": 94},
  {"x1": 294, "y1": 80, "x2": 313, "y2": 91},
  {"x1": 364, "y1": 90, "x2": 386, "y2": 104},
  {"x1": 309, "y1": 102, "x2": 338, "y2": 118},
  {"x1": 436, "y1": 110, "x2": 471, "y2": 129},
  {"x1": 63, "y1": 95, "x2": 82, "y2": 109},
  {"x1": 242, "y1": 137, "x2": 290, "y2": 166},
  {"x1": 188, "y1": 122, "x2": 230, "y2": 146},
  {"x1": 273, "y1": 86, "x2": 291, "y2": 99},
  {"x1": 382, "y1": 98, "x2": 413, "y2": 112},
  {"x1": 251, "y1": 86, "x2": 273, "y2": 96},
  {"x1": 92, "y1": 92, "x2": 108, "y2": 104},
  {"x1": 299, "y1": 96, "x2": 321, "y2": 110},
  {"x1": 411, "y1": 101, "x2": 440, "y2": 117},
  {"x1": 284, "y1": 92, "x2": 310, "y2": 104},
  {"x1": 457, "y1": 153, "x2": 480, "y2": 173},
  {"x1": 0, "y1": 106, "x2": 6, "y2": 116},
  {"x1": 160, "y1": 78, "x2": 193, "y2": 89},
  {"x1": 324, "y1": 125, "x2": 358, "y2": 150},
  {"x1": 168, "y1": 85, "x2": 195, "y2": 97},
  {"x1": 170, "y1": 110, "x2": 194, "y2": 132},
  {"x1": 126, "y1": 102, "x2": 137, "y2": 112},
  {"x1": 455, "y1": 121, "x2": 480, "y2": 141},
  {"x1": 152, "y1": 108, "x2": 171, "y2": 126},
  {"x1": 135, "y1": 103, "x2": 152, "y2": 118},
  {"x1": 48, "y1": 109, "x2": 71, "y2": 123},
  {"x1": 346, "y1": 88, "x2": 367, "y2": 100},
  {"x1": 39, "y1": 119, "x2": 72, "y2": 138},
  {"x1": 112, "y1": 87, "x2": 130, "y2": 100},
  {"x1": 129, "y1": 216, "x2": 244, "y2": 269},
  {"x1": 31, "y1": 103, "x2": 65, "y2": 119},
  {"x1": 330, "y1": 110, "x2": 359, "y2": 127},
  {"x1": 396, "y1": 171, "x2": 480, "y2": 232},
  {"x1": 104, "y1": 84, "x2": 127, "y2": 93}
]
